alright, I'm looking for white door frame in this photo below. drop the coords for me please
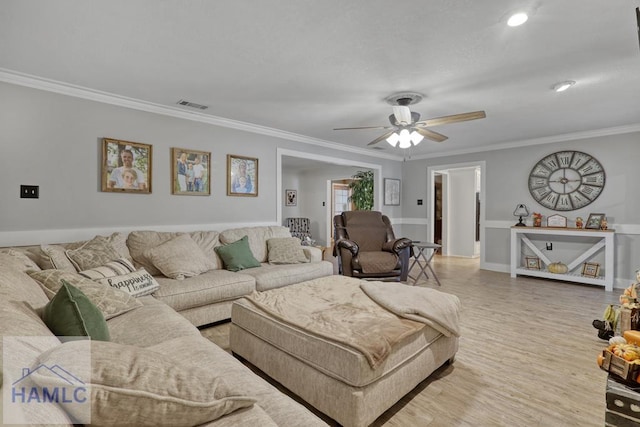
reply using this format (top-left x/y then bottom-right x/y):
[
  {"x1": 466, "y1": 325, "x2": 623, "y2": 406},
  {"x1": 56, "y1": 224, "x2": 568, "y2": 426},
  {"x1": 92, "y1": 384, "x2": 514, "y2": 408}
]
[
  {"x1": 427, "y1": 161, "x2": 486, "y2": 266},
  {"x1": 277, "y1": 148, "x2": 382, "y2": 245}
]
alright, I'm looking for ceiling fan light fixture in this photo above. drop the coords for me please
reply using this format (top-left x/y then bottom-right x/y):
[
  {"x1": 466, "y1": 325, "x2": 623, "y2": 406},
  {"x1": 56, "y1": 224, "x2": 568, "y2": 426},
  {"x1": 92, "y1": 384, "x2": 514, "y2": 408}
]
[
  {"x1": 398, "y1": 129, "x2": 412, "y2": 149},
  {"x1": 553, "y1": 80, "x2": 576, "y2": 92},
  {"x1": 507, "y1": 12, "x2": 528, "y2": 27},
  {"x1": 410, "y1": 130, "x2": 424, "y2": 145},
  {"x1": 386, "y1": 132, "x2": 400, "y2": 147}
]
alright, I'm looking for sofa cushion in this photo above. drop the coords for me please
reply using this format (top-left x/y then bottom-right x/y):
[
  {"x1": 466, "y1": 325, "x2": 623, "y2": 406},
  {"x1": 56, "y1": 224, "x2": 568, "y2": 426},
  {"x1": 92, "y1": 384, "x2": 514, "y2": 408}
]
[
  {"x1": 241, "y1": 261, "x2": 334, "y2": 292},
  {"x1": 31, "y1": 340, "x2": 257, "y2": 426},
  {"x1": 267, "y1": 237, "x2": 309, "y2": 265},
  {"x1": 106, "y1": 296, "x2": 201, "y2": 347},
  {"x1": 28, "y1": 270, "x2": 142, "y2": 320},
  {"x1": 127, "y1": 230, "x2": 222, "y2": 275},
  {"x1": 0, "y1": 261, "x2": 50, "y2": 309},
  {"x1": 43, "y1": 280, "x2": 110, "y2": 341},
  {"x1": 144, "y1": 234, "x2": 216, "y2": 279},
  {"x1": 219, "y1": 226, "x2": 291, "y2": 263},
  {"x1": 215, "y1": 236, "x2": 261, "y2": 272},
  {"x1": 95, "y1": 268, "x2": 160, "y2": 297},
  {"x1": 0, "y1": 248, "x2": 40, "y2": 272},
  {"x1": 37, "y1": 244, "x2": 79, "y2": 271},
  {"x1": 0, "y1": 301, "x2": 72, "y2": 425},
  {"x1": 78, "y1": 257, "x2": 136, "y2": 280},
  {"x1": 153, "y1": 269, "x2": 256, "y2": 312},
  {"x1": 66, "y1": 235, "x2": 121, "y2": 271}
]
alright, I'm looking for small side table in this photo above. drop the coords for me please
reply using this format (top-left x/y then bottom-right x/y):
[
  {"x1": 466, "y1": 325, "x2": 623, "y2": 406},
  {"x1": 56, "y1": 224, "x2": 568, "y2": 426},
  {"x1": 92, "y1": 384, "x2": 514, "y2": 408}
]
[{"x1": 408, "y1": 241, "x2": 441, "y2": 286}]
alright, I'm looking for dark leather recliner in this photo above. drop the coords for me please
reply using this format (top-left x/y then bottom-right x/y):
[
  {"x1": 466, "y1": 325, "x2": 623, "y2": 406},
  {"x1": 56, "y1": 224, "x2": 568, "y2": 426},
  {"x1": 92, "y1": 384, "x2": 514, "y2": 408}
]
[{"x1": 333, "y1": 211, "x2": 412, "y2": 281}]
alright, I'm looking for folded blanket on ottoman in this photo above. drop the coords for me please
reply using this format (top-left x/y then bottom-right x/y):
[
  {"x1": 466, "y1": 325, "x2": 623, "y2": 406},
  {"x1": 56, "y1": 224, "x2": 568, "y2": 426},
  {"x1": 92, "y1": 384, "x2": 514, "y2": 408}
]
[
  {"x1": 360, "y1": 281, "x2": 461, "y2": 337},
  {"x1": 244, "y1": 276, "x2": 425, "y2": 368}
]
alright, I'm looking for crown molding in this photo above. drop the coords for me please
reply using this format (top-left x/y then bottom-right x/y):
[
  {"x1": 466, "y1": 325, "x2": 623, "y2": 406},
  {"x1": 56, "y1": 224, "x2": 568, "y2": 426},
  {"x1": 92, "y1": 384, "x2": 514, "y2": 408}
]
[
  {"x1": 408, "y1": 123, "x2": 640, "y2": 160},
  {"x1": 0, "y1": 68, "x2": 404, "y2": 162}
]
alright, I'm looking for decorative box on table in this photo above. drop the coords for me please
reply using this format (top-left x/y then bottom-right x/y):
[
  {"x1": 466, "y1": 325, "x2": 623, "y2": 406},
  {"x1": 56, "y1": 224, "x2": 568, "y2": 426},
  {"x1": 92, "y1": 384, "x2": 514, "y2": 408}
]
[{"x1": 606, "y1": 375, "x2": 640, "y2": 426}]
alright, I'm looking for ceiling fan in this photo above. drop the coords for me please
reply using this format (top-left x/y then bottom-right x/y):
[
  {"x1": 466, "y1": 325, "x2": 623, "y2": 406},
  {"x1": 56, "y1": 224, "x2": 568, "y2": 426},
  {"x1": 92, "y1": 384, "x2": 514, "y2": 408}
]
[{"x1": 333, "y1": 93, "x2": 486, "y2": 148}]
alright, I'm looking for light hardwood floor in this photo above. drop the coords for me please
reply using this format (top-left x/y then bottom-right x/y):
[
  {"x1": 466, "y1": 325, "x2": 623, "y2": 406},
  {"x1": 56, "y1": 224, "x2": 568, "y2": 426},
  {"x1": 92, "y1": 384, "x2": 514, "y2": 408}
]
[{"x1": 200, "y1": 256, "x2": 621, "y2": 426}]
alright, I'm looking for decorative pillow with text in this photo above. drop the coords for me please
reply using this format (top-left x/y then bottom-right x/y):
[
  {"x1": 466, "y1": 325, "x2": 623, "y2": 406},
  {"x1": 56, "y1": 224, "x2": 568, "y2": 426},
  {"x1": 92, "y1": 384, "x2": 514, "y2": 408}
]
[{"x1": 95, "y1": 268, "x2": 160, "y2": 298}]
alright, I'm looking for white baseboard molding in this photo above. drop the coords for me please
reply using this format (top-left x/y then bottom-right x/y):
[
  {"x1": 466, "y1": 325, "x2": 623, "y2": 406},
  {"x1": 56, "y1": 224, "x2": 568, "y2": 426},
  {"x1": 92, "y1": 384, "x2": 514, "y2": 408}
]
[{"x1": 0, "y1": 221, "x2": 278, "y2": 247}]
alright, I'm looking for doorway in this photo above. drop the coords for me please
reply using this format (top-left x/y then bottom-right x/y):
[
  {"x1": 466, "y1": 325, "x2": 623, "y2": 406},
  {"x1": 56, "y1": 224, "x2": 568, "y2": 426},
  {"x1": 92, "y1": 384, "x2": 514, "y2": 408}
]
[{"x1": 428, "y1": 162, "x2": 485, "y2": 261}]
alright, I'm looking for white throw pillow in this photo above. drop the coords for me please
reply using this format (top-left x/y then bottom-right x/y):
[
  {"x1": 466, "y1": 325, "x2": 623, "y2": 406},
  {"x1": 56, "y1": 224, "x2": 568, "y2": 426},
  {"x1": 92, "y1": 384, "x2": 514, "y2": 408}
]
[
  {"x1": 267, "y1": 237, "x2": 310, "y2": 264},
  {"x1": 95, "y1": 268, "x2": 160, "y2": 297},
  {"x1": 144, "y1": 234, "x2": 216, "y2": 280},
  {"x1": 78, "y1": 258, "x2": 136, "y2": 280}
]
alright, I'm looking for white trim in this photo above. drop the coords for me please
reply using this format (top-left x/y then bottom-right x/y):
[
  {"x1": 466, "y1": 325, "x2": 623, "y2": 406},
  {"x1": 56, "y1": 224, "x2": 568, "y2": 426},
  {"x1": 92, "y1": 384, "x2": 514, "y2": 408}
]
[
  {"x1": 0, "y1": 222, "x2": 276, "y2": 247},
  {"x1": 390, "y1": 217, "x2": 429, "y2": 225},
  {"x1": 483, "y1": 221, "x2": 640, "y2": 235},
  {"x1": 0, "y1": 68, "x2": 402, "y2": 162},
  {"x1": 408, "y1": 123, "x2": 640, "y2": 160},
  {"x1": 3, "y1": 68, "x2": 640, "y2": 161}
]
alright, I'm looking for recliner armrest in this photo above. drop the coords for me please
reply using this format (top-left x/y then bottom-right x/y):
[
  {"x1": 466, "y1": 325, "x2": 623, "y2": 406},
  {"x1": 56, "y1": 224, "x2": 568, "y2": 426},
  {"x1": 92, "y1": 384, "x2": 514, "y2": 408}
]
[
  {"x1": 335, "y1": 238, "x2": 359, "y2": 256},
  {"x1": 382, "y1": 237, "x2": 413, "y2": 254}
]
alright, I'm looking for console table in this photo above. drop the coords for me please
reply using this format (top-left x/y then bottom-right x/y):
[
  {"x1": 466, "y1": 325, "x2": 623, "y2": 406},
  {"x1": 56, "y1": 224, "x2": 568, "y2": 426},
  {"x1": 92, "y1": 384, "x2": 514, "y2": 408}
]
[{"x1": 510, "y1": 226, "x2": 615, "y2": 291}]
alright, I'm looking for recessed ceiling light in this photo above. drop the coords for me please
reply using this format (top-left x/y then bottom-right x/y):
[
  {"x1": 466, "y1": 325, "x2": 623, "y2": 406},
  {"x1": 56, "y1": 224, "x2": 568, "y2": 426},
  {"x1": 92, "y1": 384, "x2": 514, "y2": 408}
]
[
  {"x1": 507, "y1": 12, "x2": 528, "y2": 27},
  {"x1": 552, "y1": 81, "x2": 576, "y2": 92}
]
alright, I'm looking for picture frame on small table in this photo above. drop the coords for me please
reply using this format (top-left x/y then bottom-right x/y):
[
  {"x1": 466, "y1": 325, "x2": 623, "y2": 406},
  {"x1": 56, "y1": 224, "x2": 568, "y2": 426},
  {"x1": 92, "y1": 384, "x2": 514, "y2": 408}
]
[
  {"x1": 585, "y1": 213, "x2": 605, "y2": 229},
  {"x1": 582, "y1": 262, "x2": 600, "y2": 278},
  {"x1": 547, "y1": 214, "x2": 567, "y2": 228},
  {"x1": 526, "y1": 256, "x2": 541, "y2": 270}
]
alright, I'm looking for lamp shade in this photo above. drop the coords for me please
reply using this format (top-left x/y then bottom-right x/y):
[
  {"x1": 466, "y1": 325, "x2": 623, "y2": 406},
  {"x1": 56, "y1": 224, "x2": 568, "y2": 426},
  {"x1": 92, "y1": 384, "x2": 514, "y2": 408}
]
[{"x1": 513, "y1": 204, "x2": 529, "y2": 217}]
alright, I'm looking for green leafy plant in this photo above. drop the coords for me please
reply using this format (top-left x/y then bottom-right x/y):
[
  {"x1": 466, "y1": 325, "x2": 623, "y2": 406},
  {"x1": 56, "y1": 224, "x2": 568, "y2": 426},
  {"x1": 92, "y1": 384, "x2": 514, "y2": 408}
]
[{"x1": 348, "y1": 170, "x2": 374, "y2": 210}]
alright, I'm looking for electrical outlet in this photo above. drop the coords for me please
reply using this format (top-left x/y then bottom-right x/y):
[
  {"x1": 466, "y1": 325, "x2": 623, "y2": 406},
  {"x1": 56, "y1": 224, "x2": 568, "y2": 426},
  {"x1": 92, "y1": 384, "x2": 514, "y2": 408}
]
[
  {"x1": 20, "y1": 185, "x2": 39, "y2": 199},
  {"x1": 546, "y1": 242, "x2": 553, "y2": 250}
]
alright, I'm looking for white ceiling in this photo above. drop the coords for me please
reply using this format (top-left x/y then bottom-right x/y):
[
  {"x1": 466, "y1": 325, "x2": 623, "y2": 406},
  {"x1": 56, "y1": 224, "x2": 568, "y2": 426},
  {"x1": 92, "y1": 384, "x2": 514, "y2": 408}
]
[{"x1": 2, "y1": 0, "x2": 640, "y2": 161}]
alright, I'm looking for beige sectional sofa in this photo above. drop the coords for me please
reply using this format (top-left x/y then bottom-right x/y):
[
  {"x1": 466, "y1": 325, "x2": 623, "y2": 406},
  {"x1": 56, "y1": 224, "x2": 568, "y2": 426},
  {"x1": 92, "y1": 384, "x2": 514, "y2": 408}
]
[{"x1": 0, "y1": 225, "x2": 333, "y2": 425}]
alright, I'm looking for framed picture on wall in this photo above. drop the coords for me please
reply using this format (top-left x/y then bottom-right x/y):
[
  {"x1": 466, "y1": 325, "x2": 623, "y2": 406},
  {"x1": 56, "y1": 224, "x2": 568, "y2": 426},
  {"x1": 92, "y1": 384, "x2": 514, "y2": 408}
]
[
  {"x1": 101, "y1": 138, "x2": 152, "y2": 193},
  {"x1": 285, "y1": 189, "x2": 297, "y2": 206},
  {"x1": 227, "y1": 154, "x2": 258, "y2": 196},
  {"x1": 384, "y1": 178, "x2": 401, "y2": 206},
  {"x1": 171, "y1": 148, "x2": 211, "y2": 196}
]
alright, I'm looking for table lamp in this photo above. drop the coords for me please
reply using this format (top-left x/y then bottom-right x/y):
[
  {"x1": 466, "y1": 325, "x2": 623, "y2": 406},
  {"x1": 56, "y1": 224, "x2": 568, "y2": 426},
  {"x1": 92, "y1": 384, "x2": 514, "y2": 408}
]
[{"x1": 513, "y1": 204, "x2": 529, "y2": 227}]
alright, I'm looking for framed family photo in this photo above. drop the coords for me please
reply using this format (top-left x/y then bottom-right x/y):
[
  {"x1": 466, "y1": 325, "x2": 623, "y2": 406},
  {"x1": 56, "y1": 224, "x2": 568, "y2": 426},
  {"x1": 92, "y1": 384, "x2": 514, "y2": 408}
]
[
  {"x1": 101, "y1": 138, "x2": 152, "y2": 193},
  {"x1": 227, "y1": 154, "x2": 258, "y2": 197},
  {"x1": 171, "y1": 148, "x2": 211, "y2": 196},
  {"x1": 285, "y1": 189, "x2": 297, "y2": 206},
  {"x1": 384, "y1": 178, "x2": 401, "y2": 206}
]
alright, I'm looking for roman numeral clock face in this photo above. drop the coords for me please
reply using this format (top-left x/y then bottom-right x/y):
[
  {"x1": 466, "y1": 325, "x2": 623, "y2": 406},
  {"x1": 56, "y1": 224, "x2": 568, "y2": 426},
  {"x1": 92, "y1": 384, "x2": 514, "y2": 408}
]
[{"x1": 528, "y1": 151, "x2": 605, "y2": 211}]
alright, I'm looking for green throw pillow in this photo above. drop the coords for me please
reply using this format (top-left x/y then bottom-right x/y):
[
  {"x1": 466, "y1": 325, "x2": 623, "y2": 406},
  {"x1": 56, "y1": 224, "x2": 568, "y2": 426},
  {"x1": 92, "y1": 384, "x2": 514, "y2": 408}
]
[
  {"x1": 43, "y1": 279, "x2": 110, "y2": 341},
  {"x1": 214, "y1": 236, "x2": 261, "y2": 272}
]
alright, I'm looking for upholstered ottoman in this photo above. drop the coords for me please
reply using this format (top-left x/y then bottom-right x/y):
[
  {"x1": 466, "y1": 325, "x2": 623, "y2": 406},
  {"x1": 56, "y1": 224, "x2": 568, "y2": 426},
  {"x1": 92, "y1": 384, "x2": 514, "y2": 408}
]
[{"x1": 230, "y1": 275, "x2": 460, "y2": 427}]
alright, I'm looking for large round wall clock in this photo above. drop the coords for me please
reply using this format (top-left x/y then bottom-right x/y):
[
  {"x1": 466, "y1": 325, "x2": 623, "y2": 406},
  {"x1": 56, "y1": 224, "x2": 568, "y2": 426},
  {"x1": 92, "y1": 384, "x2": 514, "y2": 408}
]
[{"x1": 528, "y1": 150, "x2": 605, "y2": 211}]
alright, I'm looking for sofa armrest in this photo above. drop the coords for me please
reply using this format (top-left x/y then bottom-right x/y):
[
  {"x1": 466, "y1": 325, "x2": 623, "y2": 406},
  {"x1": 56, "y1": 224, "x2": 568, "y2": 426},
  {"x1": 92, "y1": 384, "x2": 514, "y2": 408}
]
[
  {"x1": 302, "y1": 246, "x2": 323, "y2": 263},
  {"x1": 382, "y1": 237, "x2": 413, "y2": 254}
]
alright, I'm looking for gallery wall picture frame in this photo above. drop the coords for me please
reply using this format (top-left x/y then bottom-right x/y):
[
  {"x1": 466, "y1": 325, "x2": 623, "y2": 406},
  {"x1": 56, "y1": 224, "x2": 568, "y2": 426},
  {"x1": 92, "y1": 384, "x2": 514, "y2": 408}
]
[
  {"x1": 171, "y1": 148, "x2": 211, "y2": 196},
  {"x1": 285, "y1": 189, "x2": 297, "y2": 206},
  {"x1": 101, "y1": 138, "x2": 152, "y2": 194},
  {"x1": 582, "y1": 261, "x2": 601, "y2": 278},
  {"x1": 585, "y1": 213, "x2": 606, "y2": 229},
  {"x1": 384, "y1": 178, "x2": 401, "y2": 206},
  {"x1": 227, "y1": 154, "x2": 258, "y2": 197},
  {"x1": 525, "y1": 256, "x2": 541, "y2": 270}
]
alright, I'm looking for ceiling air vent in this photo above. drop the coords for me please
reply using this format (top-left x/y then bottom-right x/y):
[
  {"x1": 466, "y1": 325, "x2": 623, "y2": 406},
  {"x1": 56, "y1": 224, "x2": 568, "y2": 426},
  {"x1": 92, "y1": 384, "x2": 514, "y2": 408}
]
[{"x1": 177, "y1": 100, "x2": 208, "y2": 110}]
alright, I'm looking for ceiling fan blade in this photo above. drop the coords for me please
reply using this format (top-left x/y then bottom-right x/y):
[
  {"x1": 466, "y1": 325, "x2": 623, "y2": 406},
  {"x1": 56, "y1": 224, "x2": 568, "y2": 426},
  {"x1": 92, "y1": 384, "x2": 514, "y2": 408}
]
[
  {"x1": 333, "y1": 125, "x2": 390, "y2": 131},
  {"x1": 392, "y1": 106, "x2": 412, "y2": 125},
  {"x1": 415, "y1": 110, "x2": 486, "y2": 127},
  {"x1": 415, "y1": 127, "x2": 448, "y2": 143},
  {"x1": 367, "y1": 130, "x2": 396, "y2": 146}
]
